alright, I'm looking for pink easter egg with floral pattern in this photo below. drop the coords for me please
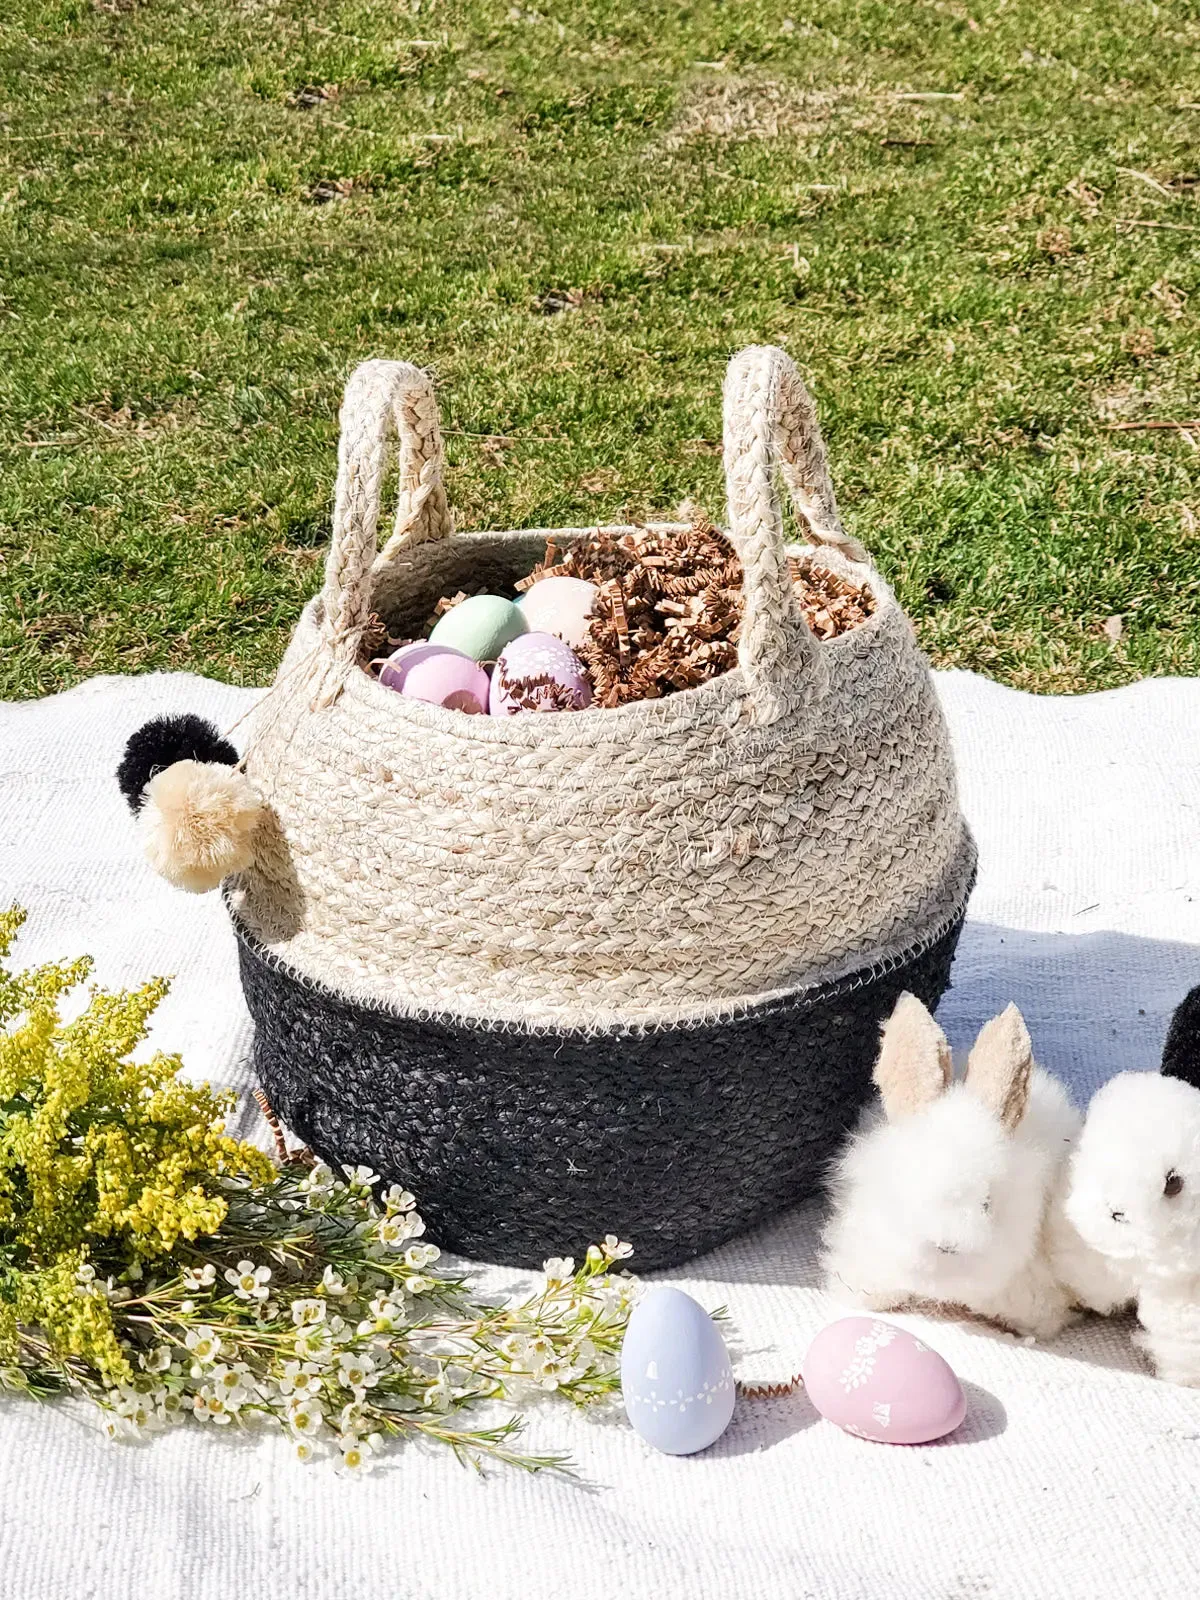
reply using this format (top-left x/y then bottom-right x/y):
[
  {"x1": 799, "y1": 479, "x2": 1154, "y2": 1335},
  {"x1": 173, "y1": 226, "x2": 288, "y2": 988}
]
[{"x1": 802, "y1": 1317, "x2": 966, "y2": 1444}]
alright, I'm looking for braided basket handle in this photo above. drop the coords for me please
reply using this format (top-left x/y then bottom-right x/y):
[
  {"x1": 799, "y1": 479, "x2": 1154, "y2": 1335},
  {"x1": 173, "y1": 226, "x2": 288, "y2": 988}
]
[
  {"x1": 723, "y1": 346, "x2": 867, "y2": 724},
  {"x1": 321, "y1": 359, "x2": 452, "y2": 661}
]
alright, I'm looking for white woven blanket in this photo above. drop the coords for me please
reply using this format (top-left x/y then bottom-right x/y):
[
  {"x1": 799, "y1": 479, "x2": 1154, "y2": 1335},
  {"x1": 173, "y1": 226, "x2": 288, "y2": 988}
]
[{"x1": 2, "y1": 669, "x2": 1198, "y2": 1599}]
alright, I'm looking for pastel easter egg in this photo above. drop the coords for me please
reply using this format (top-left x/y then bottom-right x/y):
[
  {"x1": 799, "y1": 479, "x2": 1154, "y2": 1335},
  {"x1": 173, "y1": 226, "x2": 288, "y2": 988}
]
[
  {"x1": 620, "y1": 1288, "x2": 735, "y2": 1455},
  {"x1": 489, "y1": 631, "x2": 592, "y2": 715},
  {"x1": 378, "y1": 642, "x2": 490, "y2": 715},
  {"x1": 516, "y1": 576, "x2": 598, "y2": 649},
  {"x1": 802, "y1": 1317, "x2": 966, "y2": 1445},
  {"x1": 428, "y1": 594, "x2": 526, "y2": 662}
]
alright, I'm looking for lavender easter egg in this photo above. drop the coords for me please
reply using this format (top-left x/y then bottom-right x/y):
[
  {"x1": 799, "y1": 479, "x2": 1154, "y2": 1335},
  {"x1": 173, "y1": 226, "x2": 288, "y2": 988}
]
[
  {"x1": 428, "y1": 594, "x2": 526, "y2": 662},
  {"x1": 516, "y1": 576, "x2": 598, "y2": 649},
  {"x1": 802, "y1": 1318, "x2": 966, "y2": 1445},
  {"x1": 379, "y1": 642, "x2": 490, "y2": 715},
  {"x1": 489, "y1": 631, "x2": 592, "y2": 715},
  {"x1": 620, "y1": 1288, "x2": 735, "y2": 1455}
]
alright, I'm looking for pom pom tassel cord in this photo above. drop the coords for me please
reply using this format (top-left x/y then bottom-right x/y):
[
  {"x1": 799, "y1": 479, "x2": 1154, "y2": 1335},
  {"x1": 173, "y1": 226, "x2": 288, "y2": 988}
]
[
  {"x1": 139, "y1": 759, "x2": 264, "y2": 894},
  {"x1": 116, "y1": 712, "x2": 241, "y2": 812},
  {"x1": 117, "y1": 713, "x2": 266, "y2": 895},
  {"x1": 115, "y1": 629, "x2": 375, "y2": 896}
]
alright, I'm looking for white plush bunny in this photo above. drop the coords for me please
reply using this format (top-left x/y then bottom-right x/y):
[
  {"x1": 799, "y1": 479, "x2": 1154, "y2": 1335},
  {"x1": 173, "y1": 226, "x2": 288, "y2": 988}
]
[
  {"x1": 822, "y1": 993, "x2": 1080, "y2": 1339},
  {"x1": 1060, "y1": 1069, "x2": 1200, "y2": 1385},
  {"x1": 1042, "y1": 1165, "x2": 1138, "y2": 1323}
]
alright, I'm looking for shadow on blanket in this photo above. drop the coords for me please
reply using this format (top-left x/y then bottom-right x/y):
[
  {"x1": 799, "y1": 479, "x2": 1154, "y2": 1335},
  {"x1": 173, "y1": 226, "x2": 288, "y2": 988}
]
[
  {"x1": 673, "y1": 924, "x2": 1199, "y2": 1407},
  {"x1": 690, "y1": 922, "x2": 1200, "y2": 1286},
  {"x1": 713, "y1": 1379, "x2": 1009, "y2": 1454},
  {"x1": 936, "y1": 921, "x2": 1200, "y2": 1106}
]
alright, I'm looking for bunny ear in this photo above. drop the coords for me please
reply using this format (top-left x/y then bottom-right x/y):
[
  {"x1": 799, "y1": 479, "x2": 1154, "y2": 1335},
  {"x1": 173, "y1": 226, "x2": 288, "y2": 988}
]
[
  {"x1": 873, "y1": 992, "x2": 952, "y2": 1120},
  {"x1": 965, "y1": 1004, "x2": 1033, "y2": 1130}
]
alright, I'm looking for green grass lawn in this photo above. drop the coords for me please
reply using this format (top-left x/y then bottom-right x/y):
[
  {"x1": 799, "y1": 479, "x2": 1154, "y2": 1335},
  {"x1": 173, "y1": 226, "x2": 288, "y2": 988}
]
[{"x1": 1, "y1": 0, "x2": 1197, "y2": 698}]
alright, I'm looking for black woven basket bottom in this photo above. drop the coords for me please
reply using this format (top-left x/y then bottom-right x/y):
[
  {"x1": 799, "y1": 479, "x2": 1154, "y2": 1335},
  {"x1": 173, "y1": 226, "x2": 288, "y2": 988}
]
[{"x1": 233, "y1": 914, "x2": 966, "y2": 1271}]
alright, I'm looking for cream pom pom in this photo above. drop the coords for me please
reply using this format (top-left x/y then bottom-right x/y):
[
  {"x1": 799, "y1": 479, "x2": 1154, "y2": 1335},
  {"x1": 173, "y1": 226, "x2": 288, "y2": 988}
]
[{"x1": 139, "y1": 760, "x2": 264, "y2": 893}]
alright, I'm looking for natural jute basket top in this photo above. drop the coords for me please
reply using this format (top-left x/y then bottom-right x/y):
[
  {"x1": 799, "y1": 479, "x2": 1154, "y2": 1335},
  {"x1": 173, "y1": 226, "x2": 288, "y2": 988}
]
[{"x1": 232, "y1": 346, "x2": 975, "y2": 1030}]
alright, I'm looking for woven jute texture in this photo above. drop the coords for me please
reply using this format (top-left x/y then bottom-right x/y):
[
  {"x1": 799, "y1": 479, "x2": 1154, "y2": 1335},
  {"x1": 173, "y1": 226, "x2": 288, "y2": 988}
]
[
  {"x1": 234, "y1": 907, "x2": 968, "y2": 1269},
  {"x1": 233, "y1": 346, "x2": 975, "y2": 1028}
]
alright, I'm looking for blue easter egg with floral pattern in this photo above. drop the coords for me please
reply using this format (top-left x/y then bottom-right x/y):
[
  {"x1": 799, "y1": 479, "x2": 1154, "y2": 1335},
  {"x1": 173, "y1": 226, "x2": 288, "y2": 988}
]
[{"x1": 620, "y1": 1287, "x2": 735, "y2": 1455}]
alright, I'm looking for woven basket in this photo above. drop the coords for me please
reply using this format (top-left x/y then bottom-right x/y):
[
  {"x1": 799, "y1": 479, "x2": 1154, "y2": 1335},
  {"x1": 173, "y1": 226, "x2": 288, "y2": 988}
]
[{"x1": 230, "y1": 345, "x2": 976, "y2": 1269}]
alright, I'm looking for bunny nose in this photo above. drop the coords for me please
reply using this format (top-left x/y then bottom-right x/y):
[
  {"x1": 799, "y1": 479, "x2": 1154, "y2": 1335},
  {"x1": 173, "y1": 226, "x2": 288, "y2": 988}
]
[
  {"x1": 936, "y1": 1244, "x2": 959, "y2": 1256},
  {"x1": 1110, "y1": 1210, "x2": 1127, "y2": 1223}
]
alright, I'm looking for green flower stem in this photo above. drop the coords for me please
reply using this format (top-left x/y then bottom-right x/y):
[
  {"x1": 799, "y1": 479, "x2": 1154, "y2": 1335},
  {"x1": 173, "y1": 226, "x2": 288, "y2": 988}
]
[{"x1": 0, "y1": 909, "x2": 636, "y2": 1471}]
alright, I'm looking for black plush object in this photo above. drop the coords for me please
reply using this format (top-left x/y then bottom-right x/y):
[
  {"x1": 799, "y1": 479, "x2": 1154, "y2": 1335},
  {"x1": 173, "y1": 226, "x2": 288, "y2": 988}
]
[
  {"x1": 232, "y1": 907, "x2": 968, "y2": 1271},
  {"x1": 1162, "y1": 985, "x2": 1200, "y2": 1092},
  {"x1": 117, "y1": 714, "x2": 239, "y2": 812}
]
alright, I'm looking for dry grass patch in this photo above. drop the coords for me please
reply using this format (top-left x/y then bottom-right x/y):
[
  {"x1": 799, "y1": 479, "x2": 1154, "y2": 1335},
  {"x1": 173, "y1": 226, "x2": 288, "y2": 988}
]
[{"x1": 666, "y1": 75, "x2": 860, "y2": 146}]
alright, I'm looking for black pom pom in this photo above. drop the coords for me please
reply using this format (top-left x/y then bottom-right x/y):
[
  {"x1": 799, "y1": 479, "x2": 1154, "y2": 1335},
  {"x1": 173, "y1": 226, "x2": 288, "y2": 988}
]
[
  {"x1": 117, "y1": 714, "x2": 238, "y2": 812},
  {"x1": 1162, "y1": 985, "x2": 1200, "y2": 1093}
]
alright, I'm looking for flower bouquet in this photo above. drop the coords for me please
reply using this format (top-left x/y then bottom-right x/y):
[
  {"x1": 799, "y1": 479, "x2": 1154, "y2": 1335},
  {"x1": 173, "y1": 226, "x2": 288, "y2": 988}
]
[{"x1": 0, "y1": 908, "x2": 635, "y2": 1473}]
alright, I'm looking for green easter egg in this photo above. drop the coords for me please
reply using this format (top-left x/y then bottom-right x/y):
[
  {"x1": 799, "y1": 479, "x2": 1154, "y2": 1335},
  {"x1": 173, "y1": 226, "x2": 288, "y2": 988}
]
[{"x1": 428, "y1": 595, "x2": 526, "y2": 662}]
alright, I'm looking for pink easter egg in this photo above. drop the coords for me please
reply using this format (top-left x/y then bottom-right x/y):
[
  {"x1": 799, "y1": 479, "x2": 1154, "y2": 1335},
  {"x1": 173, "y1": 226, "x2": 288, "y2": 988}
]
[
  {"x1": 802, "y1": 1318, "x2": 966, "y2": 1445},
  {"x1": 379, "y1": 642, "x2": 489, "y2": 715},
  {"x1": 489, "y1": 631, "x2": 592, "y2": 716},
  {"x1": 516, "y1": 575, "x2": 598, "y2": 649}
]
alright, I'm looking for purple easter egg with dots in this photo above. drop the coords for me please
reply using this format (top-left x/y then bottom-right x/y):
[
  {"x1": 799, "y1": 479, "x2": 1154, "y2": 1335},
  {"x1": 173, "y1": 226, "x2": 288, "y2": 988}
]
[
  {"x1": 379, "y1": 642, "x2": 490, "y2": 715},
  {"x1": 802, "y1": 1317, "x2": 966, "y2": 1444},
  {"x1": 489, "y1": 631, "x2": 592, "y2": 716}
]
